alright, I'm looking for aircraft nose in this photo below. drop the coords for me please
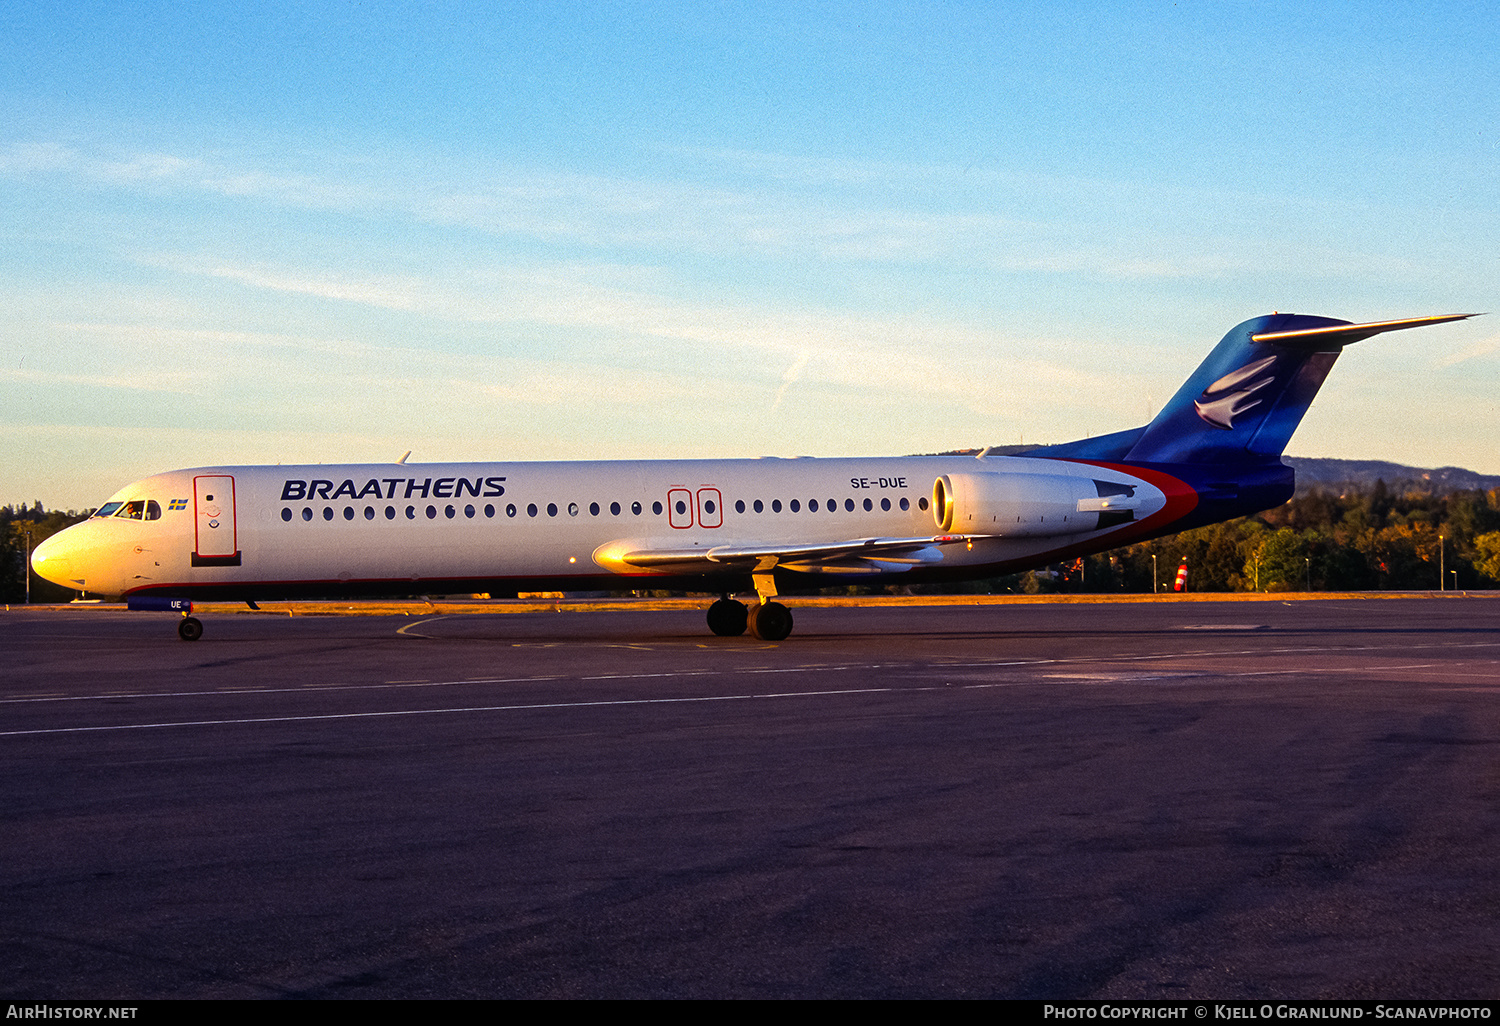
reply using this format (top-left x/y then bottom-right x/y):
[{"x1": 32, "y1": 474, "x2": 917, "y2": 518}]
[{"x1": 32, "y1": 527, "x2": 85, "y2": 590}]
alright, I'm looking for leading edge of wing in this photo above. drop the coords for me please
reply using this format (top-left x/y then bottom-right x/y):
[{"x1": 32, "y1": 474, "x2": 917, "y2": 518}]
[{"x1": 598, "y1": 535, "x2": 983, "y2": 575}]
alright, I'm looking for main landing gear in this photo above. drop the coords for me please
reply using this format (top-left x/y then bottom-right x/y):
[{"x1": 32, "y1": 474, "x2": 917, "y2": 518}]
[
  {"x1": 705, "y1": 598, "x2": 794, "y2": 640},
  {"x1": 707, "y1": 597, "x2": 749, "y2": 636},
  {"x1": 704, "y1": 576, "x2": 795, "y2": 641},
  {"x1": 746, "y1": 600, "x2": 793, "y2": 641}
]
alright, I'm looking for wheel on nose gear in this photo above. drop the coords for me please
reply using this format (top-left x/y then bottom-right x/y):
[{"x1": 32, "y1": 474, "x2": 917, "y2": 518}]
[
  {"x1": 748, "y1": 600, "x2": 793, "y2": 641},
  {"x1": 178, "y1": 616, "x2": 203, "y2": 641},
  {"x1": 706, "y1": 598, "x2": 749, "y2": 636}
]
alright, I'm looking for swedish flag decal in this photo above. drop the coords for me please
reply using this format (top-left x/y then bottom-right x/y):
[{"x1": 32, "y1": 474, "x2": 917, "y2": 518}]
[{"x1": 168, "y1": 498, "x2": 188, "y2": 511}]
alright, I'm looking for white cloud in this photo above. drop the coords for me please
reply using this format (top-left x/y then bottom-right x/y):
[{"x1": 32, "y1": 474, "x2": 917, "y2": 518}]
[
  {"x1": 2, "y1": 138, "x2": 1307, "y2": 281},
  {"x1": 0, "y1": 365, "x2": 202, "y2": 393},
  {"x1": 1434, "y1": 332, "x2": 1500, "y2": 368}
]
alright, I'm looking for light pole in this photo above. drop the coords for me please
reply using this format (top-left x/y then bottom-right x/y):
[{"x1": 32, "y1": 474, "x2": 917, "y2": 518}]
[
  {"x1": 1305, "y1": 557, "x2": 1311, "y2": 592},
  {"x1": 22, "y1": 527, "x2": 31, "y2": 605},
  {"x1": 1439, "y1": 534, "x2": 1445, "y2": 591},
  {"x1": 1152, "y1": 553, "x2": 1158, "y2": 594}
]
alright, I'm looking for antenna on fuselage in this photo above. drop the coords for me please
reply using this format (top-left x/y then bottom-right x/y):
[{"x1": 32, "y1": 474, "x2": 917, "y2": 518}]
[{"x1": 397, "y1": 451, "x2": 411, "y2": 464}]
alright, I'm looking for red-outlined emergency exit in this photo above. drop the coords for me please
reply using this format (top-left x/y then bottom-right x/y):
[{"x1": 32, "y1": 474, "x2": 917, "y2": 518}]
[
  {"x1": 696, "y1": 487, "x2": 722, "y2": 529},
  {"x1": 192, "y1": 474, "x2": 241, "y2": 566},
  {"x1": 667, "y1": 487, "x2": 693, "y2": 529}
]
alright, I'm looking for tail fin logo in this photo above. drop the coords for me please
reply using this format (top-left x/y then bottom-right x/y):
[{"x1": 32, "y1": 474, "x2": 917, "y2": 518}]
[{"x1": 1194, "y1": 354, "x2": 1279, "y2": 430}]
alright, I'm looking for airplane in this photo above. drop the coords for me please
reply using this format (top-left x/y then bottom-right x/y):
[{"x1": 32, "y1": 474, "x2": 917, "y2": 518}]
[{"x1": 31, "y1": 312, "x2": 1475, "y2": 641}]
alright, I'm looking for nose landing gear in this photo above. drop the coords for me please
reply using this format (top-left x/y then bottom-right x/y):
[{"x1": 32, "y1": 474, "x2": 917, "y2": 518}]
[{"x1": 178, "y1": 614, "x2": 203, "y2": 641}]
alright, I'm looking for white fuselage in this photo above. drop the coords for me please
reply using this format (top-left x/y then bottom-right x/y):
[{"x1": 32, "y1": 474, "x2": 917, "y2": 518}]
[{"x1": 33, "y1": 454, "x2": 1175, "y2": 600}]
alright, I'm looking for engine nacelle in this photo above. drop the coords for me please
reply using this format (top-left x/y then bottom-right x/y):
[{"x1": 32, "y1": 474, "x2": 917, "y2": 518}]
[{"x1": 933, "y1": 472, "x2": 1139, "y2": 536}]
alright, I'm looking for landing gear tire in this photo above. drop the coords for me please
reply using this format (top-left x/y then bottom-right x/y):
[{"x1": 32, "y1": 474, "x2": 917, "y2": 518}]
[
  {"x1": 706, "y1": 598, "x2": 749, "y2": 636},
  {"x1": 747, "y1": 600, "x2": 794, "y2": 641},
  {"x1": 178, "y1": 616, "x2": 203, "y2": 642}
]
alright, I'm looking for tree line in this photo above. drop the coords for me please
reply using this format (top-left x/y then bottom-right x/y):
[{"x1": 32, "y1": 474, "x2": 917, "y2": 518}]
[
  {"x1": 967, "y1": 480, "x2": 1500, "y2": 595},
  {"x1": 1, "y1": 503, "x2": 92, "y2": 603}
]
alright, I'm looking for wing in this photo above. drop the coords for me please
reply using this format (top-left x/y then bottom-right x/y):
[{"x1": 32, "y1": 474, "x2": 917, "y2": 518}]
[{"x1": 594, "y1": 534, "x2": 985, "y2": 577}]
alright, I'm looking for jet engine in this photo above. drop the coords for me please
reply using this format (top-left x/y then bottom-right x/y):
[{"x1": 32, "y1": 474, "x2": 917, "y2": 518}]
[{"x1": 932, "y1": 472, "x2": 1140, "y2": 535}]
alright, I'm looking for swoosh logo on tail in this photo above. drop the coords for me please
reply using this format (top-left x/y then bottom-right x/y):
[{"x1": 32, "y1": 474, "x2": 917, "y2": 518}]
[{"x1": 1194, "y1": 354, "x2": 1278, "y2": 430}]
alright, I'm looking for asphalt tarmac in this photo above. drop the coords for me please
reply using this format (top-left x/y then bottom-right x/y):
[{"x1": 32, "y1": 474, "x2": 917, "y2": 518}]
[{"x1": 3, "y1": 597, "x2": 1498, "y2": 999}]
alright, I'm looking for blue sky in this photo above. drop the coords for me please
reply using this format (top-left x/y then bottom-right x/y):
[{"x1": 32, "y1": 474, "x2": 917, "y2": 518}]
[{"x1": 3, "y1": 1, "x2": 1497, "y2": 508}]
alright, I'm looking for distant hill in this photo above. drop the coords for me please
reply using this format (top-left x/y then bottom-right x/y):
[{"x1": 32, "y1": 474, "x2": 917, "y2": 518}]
[
  {"x1": 1283, "y1": 458, "x2": 1500, "y2": 495},
  {"x1": 932, "y1": 446, "x2": 1500, "y2": 496}
]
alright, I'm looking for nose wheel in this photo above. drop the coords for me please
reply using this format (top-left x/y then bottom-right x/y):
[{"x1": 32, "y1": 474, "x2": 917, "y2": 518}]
[{"x1": 178, "y1": 615, "x2": 203, "y2": 642}]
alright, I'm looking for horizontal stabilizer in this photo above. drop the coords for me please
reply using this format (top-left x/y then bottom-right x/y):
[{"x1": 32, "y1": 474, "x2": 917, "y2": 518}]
[{"x1": 1251, "y1": 313, "x2": 1479, "y2": 350}]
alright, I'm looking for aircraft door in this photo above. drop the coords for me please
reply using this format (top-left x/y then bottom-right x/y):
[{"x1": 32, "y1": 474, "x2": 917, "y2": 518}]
[
  {"x1": 667, "y1": 488, "x2": 694, "y2": 529},
  {"x1": 696, "y1": 487, "x2": 722, "y2": 529},
  {"x1": 192, "y1": 475, "x2": 241, "y2": 566}
]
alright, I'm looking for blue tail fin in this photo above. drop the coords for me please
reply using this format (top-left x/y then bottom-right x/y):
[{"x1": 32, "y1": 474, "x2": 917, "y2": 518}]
[
  {"x1": 1035, "y1": 313, "x2": 1475, "y2": 465},
  {"x1": 1126, "y1": 313, "x2": 1347, "y2": 464}
]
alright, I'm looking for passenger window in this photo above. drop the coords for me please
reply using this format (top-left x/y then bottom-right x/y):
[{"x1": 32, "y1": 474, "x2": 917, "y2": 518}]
[
  {"x1": 827, "y1": 498, "x2": 835, "y2": 512},
  {"x1": 900, "y1": 497, "x2": 909, "y2": 511},
  {"x1": 364, "y1": 506, "x2": 375, "y2": 520},
  {"x1": 610, "y1": 502, "x2": 621, "y2": 516},
  {"x1": 506, "y1": 504, "x2": 517, "y2": 517},
  {"x1": 881, "y1": 498, "x2": 890, "y2": 511},
  {"x1": 444, "y1": 505, "x2": 455, "y2": 519},
  {"x1": 281, "y1": 508, "x2": 292, "y2": 522},
  {"x1": 386, "y1": 506, "x2": 396, "y2": 519},
  {"x1": 631, "y1": 501, "x2": 642, "y2": 515},
  {"x1": 528, "y1": 503, "x2": 538, "y2": 517},
  {"x1": 753, "y1": 499, "x2": 763, "y2": 513},
  {"x1": 918, "y1": 497, "x2": 929, "y2": 511},
  {"x1": 344, "y1": 507, "x2": 354, "y2": 520},
  {"x1": 484, "y1": 504, "x2": 495, "y2": 518},
  {"x1": 863, "y1": 498, "x2": 873, "y2": 512},
  {"x1": 772, "y1": 499, "x2": 782, "y2": 513},
  {"x1": 426, "y1": 505, "x2": 437, "y2": 519},
  {"x1": 845, "y1": 498, "x2": 855, "y2": 512},
  {"x1": 303, "y1": 508, "x2": 313, "y2": 521},
  {"x1": 808, "y1": 499, "x2": 818, "y2": 512},
  {"x1": 589, "y1": 502, "x2": 600, "y2": 516},
  {"x1": 406, "y1": 506, "x2": 416, "y2": 519},
  {"x1": 652, "y1": 501, "x2": 663, "y2": 515},
  {"x1": 568, "y1": 502, "x2": 579, "y2": 517},
  {"x1": 465, "y1": 504, "x2": 475, "y2": 518},
  {"x1": 789, "y1": 499, "x2": 799, "y2": 512},
  {"x1": 324, "y1": 507, "x2": 334, "y2": 521},
  {"x1": 547, "y1": 503, "x2": 558, "y2": 517},
  {"x1": 735, "y1": 499, "x2": 745, "y2": 514}
]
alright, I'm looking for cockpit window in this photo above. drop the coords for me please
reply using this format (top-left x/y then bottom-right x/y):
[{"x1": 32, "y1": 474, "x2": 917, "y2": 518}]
[
  {"x1": 94, "y1": 502, "x2": 123, "y2": 518},
  {"x1": 145, "y1": 500, "x2": 161, "y2": 521},
  {"x1": 116, "y1": 500, "x2": 145, "y2": 520}
]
